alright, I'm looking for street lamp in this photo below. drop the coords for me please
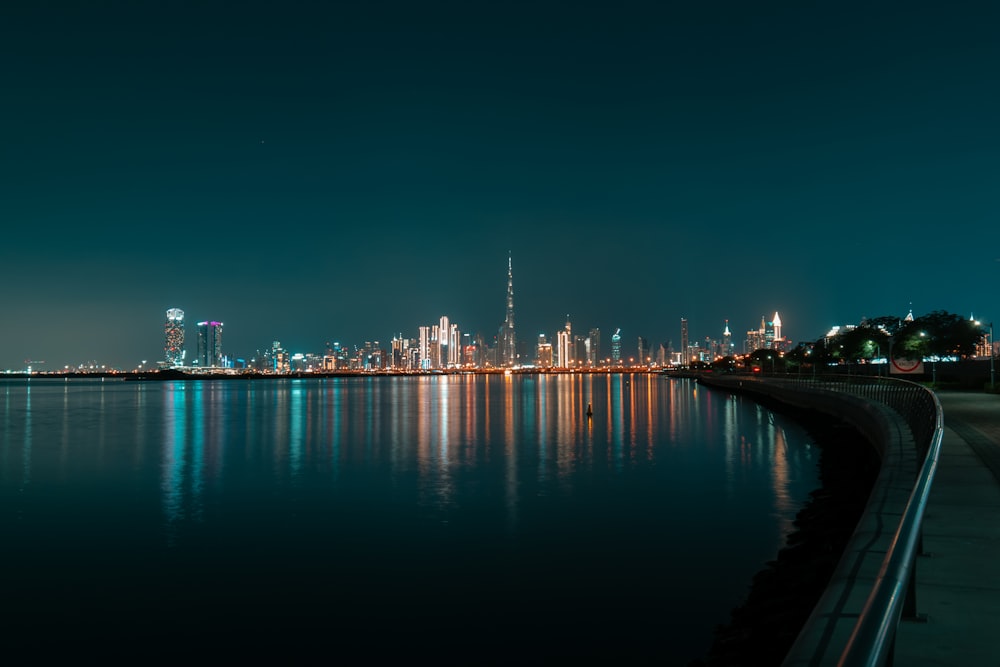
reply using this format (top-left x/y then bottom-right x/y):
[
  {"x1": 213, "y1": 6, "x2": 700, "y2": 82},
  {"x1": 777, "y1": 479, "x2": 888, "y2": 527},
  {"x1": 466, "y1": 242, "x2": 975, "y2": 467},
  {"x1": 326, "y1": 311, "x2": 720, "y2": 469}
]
[
  {"x1": 990, "y1": 322, "x2": 995, "y2": 391},
  {"x1": 920, "y1": 331, "x2": 936, "y2": 385},
  {"x1": 974, "y1": 320, "x2": 994, "y2": 391}
]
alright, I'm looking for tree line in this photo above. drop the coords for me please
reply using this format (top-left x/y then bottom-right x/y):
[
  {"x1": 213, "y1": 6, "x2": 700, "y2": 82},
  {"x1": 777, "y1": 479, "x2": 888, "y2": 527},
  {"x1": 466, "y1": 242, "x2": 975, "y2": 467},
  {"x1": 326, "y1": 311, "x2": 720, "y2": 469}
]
[{"x1": 710, "y1": 311, "x2": 989, "y2": 372}]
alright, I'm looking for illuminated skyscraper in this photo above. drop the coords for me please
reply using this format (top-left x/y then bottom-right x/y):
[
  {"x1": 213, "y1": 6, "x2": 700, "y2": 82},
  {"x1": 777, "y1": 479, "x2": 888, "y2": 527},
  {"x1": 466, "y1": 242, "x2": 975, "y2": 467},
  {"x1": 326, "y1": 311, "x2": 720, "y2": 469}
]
[
  {"x1": 439, "y1": 316, "x2": 450, "y2": 368},
  {"x1": 537, "y1": 334, "x2": 553, "y2": 368},
  {"x1": 449, "y1": 324, "x2": 460, "y2": 366},
  {"x1": 197, "y1": 321, "x2": 223, "y2": 367},
  {"x1": 637, "y1": 336, "x2": 649, "y2": 365},
  {"x1": 680, "y1": 318, "x2": 689, "y2": 363},
  {"x1": 556, "y1": 318, "x2": 573, "y2": 368},
  {"x1": 430, "y1": 325, "x2": 441, "y2": 368},
  {"x1": 657, "y1": 342, "x2": 671, "y2": 365},
  {"x1": 164, "y1": 308, "x2": 185, "y2": 366},
  {"x1": 418, "y1": 326, "x2": 431, "y2": 370},
  {"x1": 746, "y1": 318, "x2": 766, "y2": 353},
  {"x1": 499, "y1": 253, "x2": 517, "y2": 366},
  {"x1": 587, "y1": 328, "x2": 601, "y2": 365},
  {"x1": 611, "y1": 328, "x2": 622, "y2": 365},
  {"x1": 271, "y1": 340, "x2": 288, "y2": 373}
]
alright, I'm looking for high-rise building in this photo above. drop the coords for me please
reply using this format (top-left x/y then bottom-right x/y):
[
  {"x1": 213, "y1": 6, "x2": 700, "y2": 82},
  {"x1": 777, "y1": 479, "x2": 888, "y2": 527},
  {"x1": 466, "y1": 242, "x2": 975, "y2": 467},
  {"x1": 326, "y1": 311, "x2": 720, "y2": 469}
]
[
  {"x1": 462, "y1": 332, "x2": 478, "y2": 368},
  {"x1": 573, "y1": 335, "x2": 587, "y2": 366},
  {"x1": 474, "y1": 332, "x2": 488, "y2": 368},
  {"x1": 637, "y1": 336, "x2": 649, "y2": 365},
  {"x1": 587, "y1": 328, "x2": 601, "y2": 365},
  {"x1": 439, "y1": 316, "x2": 450, "y2": 368},
  {"x1": 164, "y1": 308, "x2": 185, "y2": 366},
  {"x1": 391, "y1": 335, "x2": 410, "y2": 370},
  {"x1": 323, "y1": 341, "x2": 338, "y2": 371},
  {"x1": 498, "y1": 253, "x2": 517, "y2": 366},
  {"x1": 723, "y1": 320, "x2": 733, "y2": 357},
  {"x1": 271, "y1": 341, "x2": 288, "y2": 373},
  {"x1": 556, "y1": 317, "x2": 573, "y2": 368},
  {"x1": 430, "y1": 325, "x2": 442, "y2": 368},
  {"x1": 197, "y1": 321, "x2": 223, "y2": 367},
  {"x1": 657, "y1": 342, "x2": 671, "y2": 365},
  {"x1": 418, "y1": 326, "x2": 431, "y2": 370},
  {"x1": 747, "y1": 316, "x2": 767, "y2": 353},
  {"x1": 537, "y1": 334, "x2": 553, "y2": 368},
  {"x1": 611, "y1": 328, "x2": 622, "y2": 365},
  {"x1": 680, "y1": 318, "x2": 689, "y2": 363},
  {"x1": 765, "y1": 315, "x2": 776, "y2": 349},
  {"x1": 449, "y1": 323, "x2": 460, "y2": 367}
]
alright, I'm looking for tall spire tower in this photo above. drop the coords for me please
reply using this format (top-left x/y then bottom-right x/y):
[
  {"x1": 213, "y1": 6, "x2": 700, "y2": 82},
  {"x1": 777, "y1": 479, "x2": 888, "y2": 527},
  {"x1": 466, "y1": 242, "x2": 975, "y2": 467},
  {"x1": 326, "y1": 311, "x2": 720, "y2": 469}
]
[{"x1": 499, "y1": 252, "x2": 517, "y2": 366}]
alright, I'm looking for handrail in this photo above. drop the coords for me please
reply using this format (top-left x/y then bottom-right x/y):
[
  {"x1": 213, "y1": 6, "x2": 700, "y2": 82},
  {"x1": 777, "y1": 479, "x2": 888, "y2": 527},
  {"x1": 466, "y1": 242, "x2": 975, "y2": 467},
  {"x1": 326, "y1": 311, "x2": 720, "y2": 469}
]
[
  {"x1": 838, "y1": 383, "x2": 942, "y2": 667},
  {"x1": 697, "y1": 374, "x2": 944, "y2": 666}
]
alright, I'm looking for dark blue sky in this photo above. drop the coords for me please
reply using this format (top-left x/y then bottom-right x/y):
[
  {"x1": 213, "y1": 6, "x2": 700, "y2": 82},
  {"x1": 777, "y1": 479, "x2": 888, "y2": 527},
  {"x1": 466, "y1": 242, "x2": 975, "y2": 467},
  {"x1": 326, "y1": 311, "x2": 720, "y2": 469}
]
[{"x1": 2, "y1": 1, "x2": 998, "y2": 369}]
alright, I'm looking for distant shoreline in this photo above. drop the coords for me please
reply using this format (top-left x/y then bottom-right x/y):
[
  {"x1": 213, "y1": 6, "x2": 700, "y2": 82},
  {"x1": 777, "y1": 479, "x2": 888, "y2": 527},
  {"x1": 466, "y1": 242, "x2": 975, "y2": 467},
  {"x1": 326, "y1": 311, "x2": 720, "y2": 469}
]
[{"x1": 2, "y1": 368, "x2": 713, "y2": 381}]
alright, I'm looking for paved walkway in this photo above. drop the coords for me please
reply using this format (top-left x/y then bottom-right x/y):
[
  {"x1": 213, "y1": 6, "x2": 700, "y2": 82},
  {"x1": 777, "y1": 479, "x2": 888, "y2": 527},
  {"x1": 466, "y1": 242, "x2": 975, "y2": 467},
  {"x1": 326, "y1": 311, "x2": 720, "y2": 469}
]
[{"x1": 894, "y1": 391, "x2": 1000, "y2": 665}]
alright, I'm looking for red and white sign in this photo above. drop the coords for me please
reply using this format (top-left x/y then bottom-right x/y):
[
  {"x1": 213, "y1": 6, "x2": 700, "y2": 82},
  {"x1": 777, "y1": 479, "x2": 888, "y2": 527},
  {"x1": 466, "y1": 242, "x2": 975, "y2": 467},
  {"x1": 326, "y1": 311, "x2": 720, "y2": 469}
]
[{"x1": 890, "y1": 357, "x2": 924, "y2": 374}]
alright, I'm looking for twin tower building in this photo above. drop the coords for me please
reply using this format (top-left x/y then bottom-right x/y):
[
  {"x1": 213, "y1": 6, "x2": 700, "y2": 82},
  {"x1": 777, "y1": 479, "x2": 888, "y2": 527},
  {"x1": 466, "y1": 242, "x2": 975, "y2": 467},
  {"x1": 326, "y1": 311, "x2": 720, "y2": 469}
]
[{"x1": 163, "y1": 308, "x2": 223, "y2": 368}]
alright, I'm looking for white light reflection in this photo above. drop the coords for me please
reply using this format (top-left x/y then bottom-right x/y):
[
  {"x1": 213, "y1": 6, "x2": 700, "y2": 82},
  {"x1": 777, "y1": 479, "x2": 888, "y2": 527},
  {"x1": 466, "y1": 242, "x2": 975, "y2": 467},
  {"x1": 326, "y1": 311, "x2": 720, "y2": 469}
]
[
  {"x1": 22, "y1": 383, "x2": 31, "y2": 488},
  {"x1": 504, "y1": 372, "x2": 518, "y2": 530},
  {"x1": 290, "y1": 381, "x2": 304, "y2": 478},
  {"x1": 723, "y1": 395, "x2": 738, "y2": 495},
  {"x1": 190, "y1": 383, "x2": 205, "y2": 522},
  {"x1": 536, "y1": 374, "x2": 547, "y2": 484},
  {"x1": 771, "y1": 426, "x2": 795, "y2": 538},
  {"x1": 161, "y1": 383, "x2": 186, "y2": 545}
]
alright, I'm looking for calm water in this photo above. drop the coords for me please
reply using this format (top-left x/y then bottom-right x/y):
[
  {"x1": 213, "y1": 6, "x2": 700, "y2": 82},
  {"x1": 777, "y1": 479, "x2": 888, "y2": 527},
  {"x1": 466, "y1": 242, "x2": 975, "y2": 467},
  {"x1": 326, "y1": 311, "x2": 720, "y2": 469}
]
[{"x1": 1, "y1": 374, "x2": 820, "y2": 664}]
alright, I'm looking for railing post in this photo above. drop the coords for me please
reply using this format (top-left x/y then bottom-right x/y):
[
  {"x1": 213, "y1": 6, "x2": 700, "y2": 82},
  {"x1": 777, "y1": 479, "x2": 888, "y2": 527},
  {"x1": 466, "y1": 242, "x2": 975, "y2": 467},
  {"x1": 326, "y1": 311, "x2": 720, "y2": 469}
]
[{"x1": 903, "y1": 553, "x2": 919, "y2": 619}]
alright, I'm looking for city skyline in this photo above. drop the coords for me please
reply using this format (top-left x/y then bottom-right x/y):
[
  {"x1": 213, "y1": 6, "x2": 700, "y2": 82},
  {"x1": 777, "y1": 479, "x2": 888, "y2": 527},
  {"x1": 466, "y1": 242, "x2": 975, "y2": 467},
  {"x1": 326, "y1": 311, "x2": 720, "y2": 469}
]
[
  {"x1": 151, "y1": 295, "x2": 773, "y2": 372},
  {"x1": 30, "y1": 248, "x2": 797, "y2": 371},
  {"x1": 2, "y1": 2, "x2": 998, "y2": 369},
  {"x1": 0, "y1": 248, "x2": 985, "y2": 371},
  {"x1": 1, "y1": 263, "x2": 981, "y2": 372}
]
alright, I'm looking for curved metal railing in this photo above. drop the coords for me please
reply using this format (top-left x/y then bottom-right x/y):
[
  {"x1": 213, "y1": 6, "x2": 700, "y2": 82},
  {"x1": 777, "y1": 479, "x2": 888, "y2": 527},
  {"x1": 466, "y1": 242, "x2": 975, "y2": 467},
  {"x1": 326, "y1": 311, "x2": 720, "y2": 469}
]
[
  {"x1": 699, "y1": 374, "x2": 943, "y2": 666},
  {"x1": 822, "y1": 377, "x2": 942, "y2": 667}
]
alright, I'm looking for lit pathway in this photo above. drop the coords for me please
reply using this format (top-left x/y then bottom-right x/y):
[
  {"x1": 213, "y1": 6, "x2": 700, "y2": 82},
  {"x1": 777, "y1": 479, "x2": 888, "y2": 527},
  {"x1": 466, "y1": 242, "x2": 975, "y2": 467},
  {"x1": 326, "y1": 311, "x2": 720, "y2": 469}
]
[{"x1": 893, "y1": 391, "x2": 1000, "y2": 665}]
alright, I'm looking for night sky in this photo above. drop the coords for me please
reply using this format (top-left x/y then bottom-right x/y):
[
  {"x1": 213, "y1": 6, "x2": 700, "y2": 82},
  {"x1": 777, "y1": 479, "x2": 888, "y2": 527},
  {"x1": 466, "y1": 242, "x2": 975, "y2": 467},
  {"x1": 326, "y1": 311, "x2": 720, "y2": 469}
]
[{"x1": 2, "y1": 1, "x2": 998, "y2": 369}]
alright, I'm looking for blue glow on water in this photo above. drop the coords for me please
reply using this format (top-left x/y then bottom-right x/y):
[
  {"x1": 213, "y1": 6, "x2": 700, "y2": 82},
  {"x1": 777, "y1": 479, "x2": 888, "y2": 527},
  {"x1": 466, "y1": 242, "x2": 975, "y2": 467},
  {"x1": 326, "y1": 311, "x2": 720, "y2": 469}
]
[{"x1": 0, "y1": 375, "x2": 821, "y2": 663}]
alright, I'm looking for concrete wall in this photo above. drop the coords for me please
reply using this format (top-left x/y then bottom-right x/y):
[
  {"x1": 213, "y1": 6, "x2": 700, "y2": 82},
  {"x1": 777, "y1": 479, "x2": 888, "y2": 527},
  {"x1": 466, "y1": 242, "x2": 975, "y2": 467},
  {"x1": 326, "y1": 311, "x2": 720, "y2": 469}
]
[{"x1": 697, "y1": 374, "x2": 923, "y2": 666}]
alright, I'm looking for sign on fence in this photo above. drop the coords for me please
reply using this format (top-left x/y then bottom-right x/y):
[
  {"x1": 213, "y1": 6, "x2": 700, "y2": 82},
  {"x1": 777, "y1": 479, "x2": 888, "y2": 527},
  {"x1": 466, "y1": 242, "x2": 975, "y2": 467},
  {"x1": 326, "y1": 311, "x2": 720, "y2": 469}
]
[{"x1": 890, "y1": 357, "x2": 924, "y2": 374}]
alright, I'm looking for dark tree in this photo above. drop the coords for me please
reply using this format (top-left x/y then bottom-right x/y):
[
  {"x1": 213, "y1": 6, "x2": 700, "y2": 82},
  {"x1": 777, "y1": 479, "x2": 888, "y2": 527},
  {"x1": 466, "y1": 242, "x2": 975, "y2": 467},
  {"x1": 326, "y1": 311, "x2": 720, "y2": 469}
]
[
  {"x1": 747, "y1": 348, "x2": 784, "y2": 373},
  {"x1": 712, "y1": 355, "x2": 738, "y2": 372},
  {"x1": 893, "y1": 311, "x2": 985, "y2": 359},
  {"x1": 835, "y1": 324, "x2": 891, "y2": 363},
  {"x1": 783, "y1": 342, "x2": 816, "y2": 372},
  {"x1": 809, "y1": 337, "x2": 834, "y2": 366},
  {"x1": 863, "y1": 315, "x2": 906, "y2": 336}
]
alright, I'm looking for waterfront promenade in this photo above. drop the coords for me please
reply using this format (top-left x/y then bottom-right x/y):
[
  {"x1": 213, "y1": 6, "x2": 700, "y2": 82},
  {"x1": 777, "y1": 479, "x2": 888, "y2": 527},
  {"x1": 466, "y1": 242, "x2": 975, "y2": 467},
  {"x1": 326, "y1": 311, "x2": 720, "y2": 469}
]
[{"x1": 894, "y1": 391, "x2": 1000, "y2": 665}]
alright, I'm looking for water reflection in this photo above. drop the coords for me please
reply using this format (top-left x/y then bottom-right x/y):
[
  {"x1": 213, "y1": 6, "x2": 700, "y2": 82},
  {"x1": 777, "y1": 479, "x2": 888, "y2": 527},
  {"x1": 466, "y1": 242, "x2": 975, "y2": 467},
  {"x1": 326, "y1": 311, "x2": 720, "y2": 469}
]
[
  {"x1": 145, "y1": 375, "x2": 826, "y2": 546},
  {"x1": 0, "y1": 375, "x2": 825, "y2": 662},
  {"x1": 0, "y1": 377, "x2": 820, "y2": 553},
  {"x1": 22, "y1": 384, "x2": 31, "y2": 488},
  {"x1": 289, "y1": 381, "x2": 304, "y2": 476},
  {"x1": 161, "y1": 383, "x2": 186, "y2": 542}
]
